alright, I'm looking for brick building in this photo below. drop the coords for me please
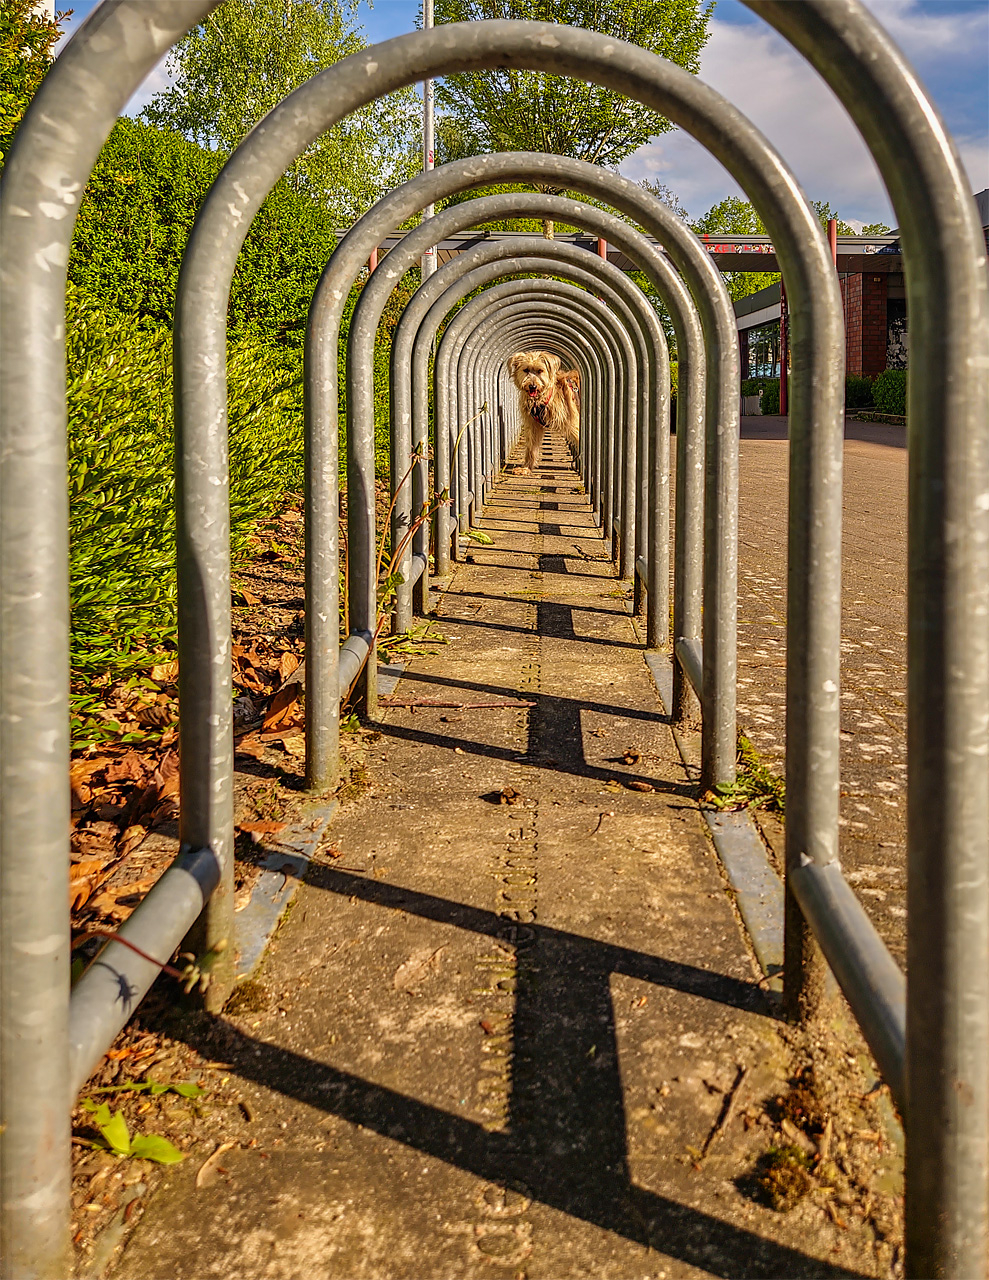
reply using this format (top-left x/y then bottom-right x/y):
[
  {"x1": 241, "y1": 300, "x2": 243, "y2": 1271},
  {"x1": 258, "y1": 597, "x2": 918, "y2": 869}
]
[{"x1": 736, "y1": 188, "x2": 988, "y2": 383}]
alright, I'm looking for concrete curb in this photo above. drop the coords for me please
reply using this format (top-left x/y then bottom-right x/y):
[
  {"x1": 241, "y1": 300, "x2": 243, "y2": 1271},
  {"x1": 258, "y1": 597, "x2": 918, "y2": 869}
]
[
  {"x1": 234, "y1": 801, "x2": 338, "y2": 979},
  {"x1": 234, "y1": 663, "x2": 406, "y2": 980},
  {"x1": 642, "y1": 651, "x2": 784, "y2": 988}
]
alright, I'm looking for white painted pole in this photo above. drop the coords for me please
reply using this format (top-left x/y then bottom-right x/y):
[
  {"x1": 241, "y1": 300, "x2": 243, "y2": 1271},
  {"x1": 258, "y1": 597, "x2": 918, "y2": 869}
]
[{"x1": 421, "y1": 0, "x2": 436, "y2": 280}]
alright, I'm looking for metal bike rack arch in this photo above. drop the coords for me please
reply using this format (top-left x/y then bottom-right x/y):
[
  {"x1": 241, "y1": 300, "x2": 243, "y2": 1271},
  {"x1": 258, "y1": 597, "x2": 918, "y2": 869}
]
[
  {"x1": 430, "y1": 267, "x2": 645, "y2": 561},
  {"x1": 442, "y1": 273, "x2": 654, "y2": 598},
  {"x1": 364, "y1": 204, "x2": 667, "y2": 587},
  {"x1": 439, "y1": 287, "x2": 607, "y2": 536},
  {"x1": 428, "y1": 290, "x2": 608, "y2": 563},
  {"x1": 746, "y1": 7, "x2": 989, "y2": 1270},
  {"x1": 346, "y1": 215, "x2": 655, "y2": 690},
  {"x1": 2, "y1": 6, "x2": 985, "y2": 1274},
  {"x1": 381, "y1": 186, "x2": 704, "y2": 654},
  {"x1": 311, "y1": 151, "x2": 736, "y2": 800}
]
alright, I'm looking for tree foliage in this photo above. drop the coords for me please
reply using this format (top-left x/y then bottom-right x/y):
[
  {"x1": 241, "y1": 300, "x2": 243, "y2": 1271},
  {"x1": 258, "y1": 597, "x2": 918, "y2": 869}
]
[
  {"x1": 142, "y1": 0, "x2": 421, "y2": 223},
  {"x1": 434, "y1": 0, "x2": 713, "y2": 182},
  {"x1": 0, "y1": 0, "x2": 61, "y2": 167},
  {"x1": 638, "y1": 177, "x2": 689, "y2": 223}
]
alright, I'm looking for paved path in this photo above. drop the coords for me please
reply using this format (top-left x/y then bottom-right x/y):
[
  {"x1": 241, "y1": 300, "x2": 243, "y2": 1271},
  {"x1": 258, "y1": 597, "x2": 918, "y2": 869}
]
[
  {"x1": 112, "y1": 438, "x2": 881, "y2": 1279},
  {"x1": 734, "y1": 418, "x2": 907, "y2": 965}
]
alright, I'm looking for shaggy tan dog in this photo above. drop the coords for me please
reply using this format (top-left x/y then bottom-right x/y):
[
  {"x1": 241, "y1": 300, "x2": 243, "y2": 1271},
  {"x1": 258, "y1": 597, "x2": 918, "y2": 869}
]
[{"x1": 507, "y1": 350, "x2": 580, "y2": 475}]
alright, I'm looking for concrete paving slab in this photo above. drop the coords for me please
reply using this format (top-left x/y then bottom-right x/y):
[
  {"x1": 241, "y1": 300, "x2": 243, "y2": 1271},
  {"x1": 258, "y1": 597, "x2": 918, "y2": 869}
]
[{"x1": 111, "y1": 440, "x2": 888, "y2": 1280}]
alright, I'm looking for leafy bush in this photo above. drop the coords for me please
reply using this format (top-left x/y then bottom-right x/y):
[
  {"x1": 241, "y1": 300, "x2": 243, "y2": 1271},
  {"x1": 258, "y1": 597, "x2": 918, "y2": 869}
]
[
  {"x1": 760, "y1": 379, "x2": 780, "y2": 414},
  {"x1": 669, "y1": 360, "x2": 678, "y2": 397},
  {"x1": 69, "y1": 119, "x2": 337, "y2": 344},
  {"x1": 844, "y1": 374, "x2": 873, "y2": 409},
  {"x1": 67, "y1": 286, "x2": 304, "y2": 693},
  {"x1": 872, "y1": 368, "x2": 907, "y2": 416}
]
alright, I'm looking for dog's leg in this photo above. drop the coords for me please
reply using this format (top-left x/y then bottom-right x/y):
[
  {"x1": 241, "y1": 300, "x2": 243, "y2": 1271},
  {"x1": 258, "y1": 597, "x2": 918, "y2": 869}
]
[
  {"x1": 523, "y1": 419, "x2": 544, "y2": 473},
  {"x1": 515, "y1": 417, "x2": 541, "y2": 475}
]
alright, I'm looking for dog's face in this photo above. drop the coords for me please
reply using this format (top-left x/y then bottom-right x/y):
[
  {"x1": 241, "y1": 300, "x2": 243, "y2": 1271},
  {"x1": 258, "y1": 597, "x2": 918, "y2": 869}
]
[{"x1": 508, "y1": 350, "x2": 561, "y2": 400}]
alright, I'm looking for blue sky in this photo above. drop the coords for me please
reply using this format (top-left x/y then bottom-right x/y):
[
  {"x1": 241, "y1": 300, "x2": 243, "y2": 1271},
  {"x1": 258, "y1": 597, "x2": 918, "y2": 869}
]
[{"x1": 60, "y1": 0, "x2": 988, "y2": 226}]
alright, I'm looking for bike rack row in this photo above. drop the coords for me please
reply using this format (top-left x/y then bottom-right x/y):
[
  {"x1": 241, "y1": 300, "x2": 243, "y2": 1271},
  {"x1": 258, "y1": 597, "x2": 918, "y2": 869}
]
[{"x1": 1, "y1": 4, "x2": 986, "y2": 1276}]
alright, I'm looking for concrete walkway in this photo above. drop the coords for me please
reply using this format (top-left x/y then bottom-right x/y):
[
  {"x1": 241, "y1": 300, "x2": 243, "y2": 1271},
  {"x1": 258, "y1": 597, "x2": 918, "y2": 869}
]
[{"x1": 112, "y1": 439, "x2": 883, "y2": 1280}]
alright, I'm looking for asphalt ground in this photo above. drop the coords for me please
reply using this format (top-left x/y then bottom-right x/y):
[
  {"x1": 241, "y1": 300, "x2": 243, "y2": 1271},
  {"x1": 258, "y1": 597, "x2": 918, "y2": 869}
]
[
  {"x1": 733, "y1": 417, "x2": 908, "y2": 967},
  {"x1": 109, "y1": 435, "x2": 892, "y2": 1279}
]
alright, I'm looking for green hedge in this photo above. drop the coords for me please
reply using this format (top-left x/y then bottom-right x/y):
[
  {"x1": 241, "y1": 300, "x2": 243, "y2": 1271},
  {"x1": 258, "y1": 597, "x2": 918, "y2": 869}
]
[
  {"x1": 69, "y1": 119, "x2": 337, "y2": 344},
  {"x1": 844, "y1": 374, "x2": 874, "y2": 409},
  {"x1": 759, "y1": 379, "x2": 780, "y2": 414},
  {"x1": 872, "y1": 368, "x2": 907, "y2": 416},
  {"x1": 67, "y1": 286, "x2": 304, "y2": 736}
]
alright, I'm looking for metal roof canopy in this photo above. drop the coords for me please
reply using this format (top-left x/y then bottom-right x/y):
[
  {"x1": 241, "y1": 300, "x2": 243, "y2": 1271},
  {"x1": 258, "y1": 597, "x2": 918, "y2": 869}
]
[{"x1": 361, "y1": 227, "x2": 903, "y2": 274}]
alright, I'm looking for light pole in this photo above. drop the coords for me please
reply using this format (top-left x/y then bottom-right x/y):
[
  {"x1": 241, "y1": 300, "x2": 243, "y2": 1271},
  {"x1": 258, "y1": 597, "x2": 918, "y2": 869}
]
[{"x1": 420, "y1": 0, "x2": 436, "y2": 280}]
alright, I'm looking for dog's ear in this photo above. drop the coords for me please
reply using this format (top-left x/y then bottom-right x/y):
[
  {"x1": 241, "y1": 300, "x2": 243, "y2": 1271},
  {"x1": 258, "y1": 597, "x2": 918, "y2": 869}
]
[
  {"x1": 560, "y1": 368, "x2": 580, "y2": 390},
  {"x1": 542, "y1": 352, "x2": 562, "y2": 378},
  {"x1": 507, "y1": 352, "x2": 526, "y2": 377}
]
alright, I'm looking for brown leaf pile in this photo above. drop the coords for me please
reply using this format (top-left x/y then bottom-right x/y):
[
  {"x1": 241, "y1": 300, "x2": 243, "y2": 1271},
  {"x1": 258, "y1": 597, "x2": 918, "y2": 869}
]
[
  {"x1": 231, "y1": 641, "x2": 299, "y2": 699},
  {"x1": 70, "y1": 747, "x2": 180, "y2": 922}
]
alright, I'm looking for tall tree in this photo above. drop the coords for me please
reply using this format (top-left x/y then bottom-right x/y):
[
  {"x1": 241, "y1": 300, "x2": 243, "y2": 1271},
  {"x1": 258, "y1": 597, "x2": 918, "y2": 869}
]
[
  {"x1": 0, "y1": 0, "x2": 62, "y2": 169},
  {"x1": 434, "y1": 0, "x2": 713, "y2": 235},
  {"x1": 638, "y1": 177, "x2": 688, "y2": 223},
  {"x1": 143, "y1": 0, "x2": 421, "y2": 224}
]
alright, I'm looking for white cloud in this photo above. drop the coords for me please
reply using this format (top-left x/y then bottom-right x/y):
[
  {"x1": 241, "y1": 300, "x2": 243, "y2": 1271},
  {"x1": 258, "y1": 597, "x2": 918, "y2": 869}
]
[
  {"x1": 621, "y1": 4, "x2": 987, "y2": 225},
  {"x1": 861, "y1": 0, "x2": 988, "y2": 60}
]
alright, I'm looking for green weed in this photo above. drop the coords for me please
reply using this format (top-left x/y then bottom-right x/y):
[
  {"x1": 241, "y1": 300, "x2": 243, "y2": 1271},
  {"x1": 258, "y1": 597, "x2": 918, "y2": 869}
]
[{"x1": 703, "y1": 733, "x2": 785, "y2": 814}]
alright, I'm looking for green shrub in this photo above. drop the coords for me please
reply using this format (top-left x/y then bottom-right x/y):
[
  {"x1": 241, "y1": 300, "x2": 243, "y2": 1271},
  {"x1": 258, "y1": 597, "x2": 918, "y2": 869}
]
[
  {"x1": 760, "y1": 379, "x2": 780, "y2": 414},
  {"x1": 872, "y1": 368, "x2": 907, "y2": 416},
  {"x1": 69, "y1": 119, "x2": 337, "y2": 344},
  {"x1": 669, "y1": 360, "x2": 678, "y2": 397},
  {"x1": 844, "y1": 374, "x2": 873, "y2": 409},
  {"x1": 67, "y1": 286, "x2": 304, "y2": 698}
]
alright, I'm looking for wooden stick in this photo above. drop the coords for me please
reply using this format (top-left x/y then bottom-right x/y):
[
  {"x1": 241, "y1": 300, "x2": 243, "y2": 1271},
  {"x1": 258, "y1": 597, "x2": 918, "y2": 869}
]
[
  {"x1": 378, "y1": 698, "x2": 535, "y2": 709},
  {"x1": 701, "y1": 1065, "x2": 749, "y2": 1156}
]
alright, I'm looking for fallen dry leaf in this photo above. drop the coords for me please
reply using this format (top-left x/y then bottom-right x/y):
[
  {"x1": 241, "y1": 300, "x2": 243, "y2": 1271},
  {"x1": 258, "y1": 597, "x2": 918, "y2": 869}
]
[
  {"x1": 135, "y1": 704, "x2": 173, "y2": 729},
  {"x1": 238, "y1": 588, "x2": 261, "y2": 606},
  {"x1": 280, "y1": 734, "x2": 306, "y2": 759},
  {"x1": 70, "y1": 859, "x2": 106, "y2": 881},
  {"x1": 87, "y1": 876, "x2": 156, "y2": 918},
  {"x1": 116, "y1": 824, "x2": 148, "y2": 858},
  {"x1": 234, "y1": 734, "x2": 267, "y2": 760},
  {"x1": 104, "y1": 750, "x2": 150, "y2": 786},
  {"x1": 71, "y1": 827, "x2": 118, "y2": 859},
  {"x1": 626, "y1": 780, "x2": 655, "y2": 793},
  {"x1": 70, "y1": 757, "x2": 108, "y2": 808},
  {"x1": 196, "y1": 1141, "x2": 238, "y2": 1190},
  {"x1": 498, "y1": 786, "x2": 522, "y2": 805},
  {"x1": 69, "y1": 860, "x2": 107, "y2": 911},
  {"x1": 151, "y1": 659, "x2": 179, "y2": 683},
  {"x1": 263, "y1": 685, "x2": 303, "y2": 735},
  {"x1": 277, "y1": 651, "x2": 300, "y2": 682},
  {"x1": 156, "y1": 751, "x2": 180, "y2": 801},
  {"x1": 393, "y1": 946, "x2": 446, "y2": 993},
  {"x1": 237, "y1": 821, "x2": 288, "y2": 837},
  {"x1": 622, "y1": 749, "x2": 641, "y2": 765}
]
